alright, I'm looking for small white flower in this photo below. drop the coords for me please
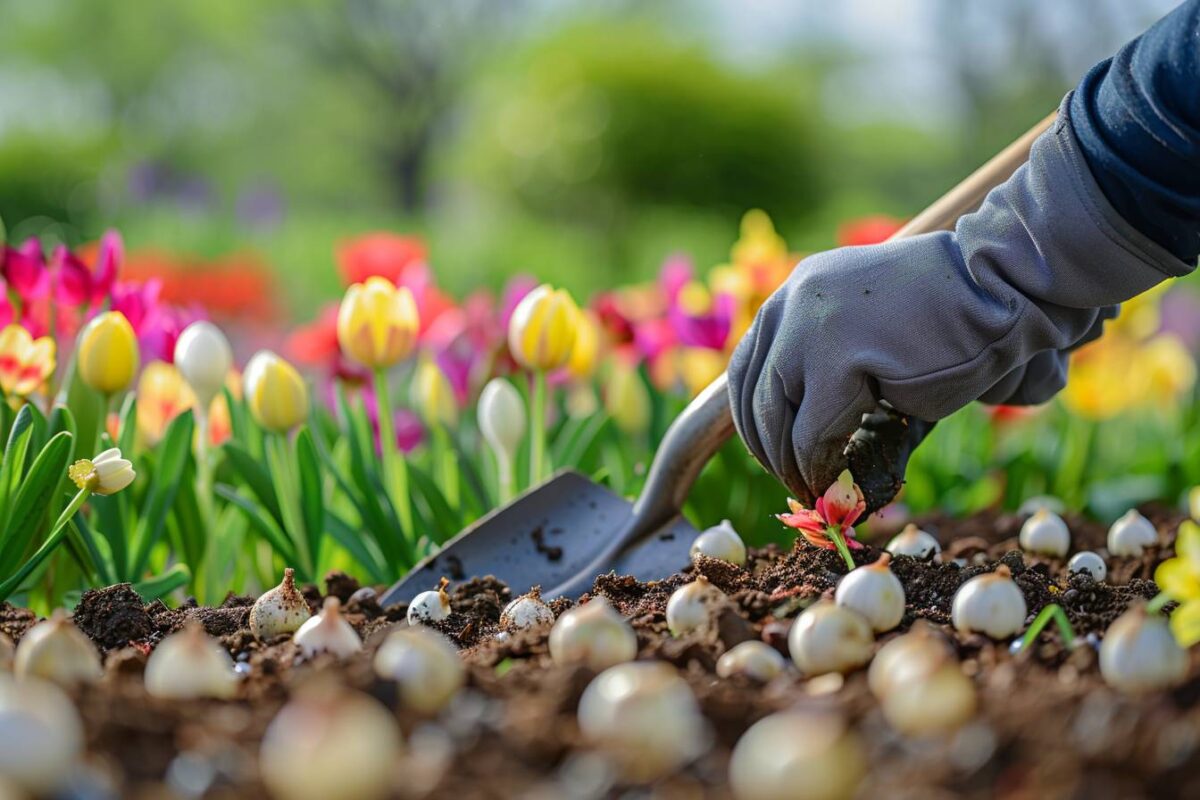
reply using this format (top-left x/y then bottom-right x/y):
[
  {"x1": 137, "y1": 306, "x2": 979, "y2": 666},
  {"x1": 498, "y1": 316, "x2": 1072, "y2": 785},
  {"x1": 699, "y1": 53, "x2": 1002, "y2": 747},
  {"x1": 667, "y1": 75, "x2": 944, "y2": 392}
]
[{"x1": 69, "y1": 448, "x2": 135, "y2": 495}]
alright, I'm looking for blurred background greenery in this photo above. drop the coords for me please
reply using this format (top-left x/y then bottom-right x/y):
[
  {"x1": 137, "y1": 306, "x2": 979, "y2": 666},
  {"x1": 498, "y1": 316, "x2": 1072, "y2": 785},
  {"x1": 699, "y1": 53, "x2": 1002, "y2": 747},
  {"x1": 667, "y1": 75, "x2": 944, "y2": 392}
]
[{"x1": 0, "y1": 0, "x2": 1181, "y2": 319}]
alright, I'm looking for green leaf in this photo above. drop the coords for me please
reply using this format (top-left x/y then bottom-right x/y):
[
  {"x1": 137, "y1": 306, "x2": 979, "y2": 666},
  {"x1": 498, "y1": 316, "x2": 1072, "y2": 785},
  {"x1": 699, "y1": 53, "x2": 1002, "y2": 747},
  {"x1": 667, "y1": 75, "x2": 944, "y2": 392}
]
[
  {"x1": 117, "y1": 392, "x2": 138, "y2": 455},
  {"x1": 408, "y1": 463, "x2": 461, "y2": 544},
  {"x1": 129, "y1": 411, "x2": 195, "y2": 579},
  {"x1": 0, "y1": 431, "x2": 73, "y2": 571},
  {"x1": 295, "y1": 427, "x2": 325, "y2": 569},
  {"x1": 132, "y1": 564, "x2": 191, "y2": 602},
  {"x1": 222, "y1": 441, "x2": 283, "y2": 524},
  {"x1": 325, "y1": 511, "x2": 388, "y2": 584},
  {"x1": 69, "y1": 513, "x2": 117, "y2": 586},
  {"x1": 0, "y1": 405, "x2": 38, "y2": 532},
  {"x1": 215, "y1": 484, "x2": 299, "y2": 570},
  {"x1": 63, "y1": 359, "x2": 104, "y2": 458},
  {"x1": 0, "y1": 400, "x2": 15, "y2": 445}
]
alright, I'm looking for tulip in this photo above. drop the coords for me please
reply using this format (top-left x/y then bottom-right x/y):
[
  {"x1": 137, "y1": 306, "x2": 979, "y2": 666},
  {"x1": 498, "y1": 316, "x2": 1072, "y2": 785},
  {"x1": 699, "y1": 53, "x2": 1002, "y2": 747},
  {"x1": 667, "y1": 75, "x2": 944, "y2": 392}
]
[
  {"x1": 478, "y1": 378, "x2": 525, "y2": 502},
  {"x1": 566, "y1": 309, "x2": 601, "y2": 381},
  {"x1": 69, "y1": 448, "x2": 135, "y2": 496},
  {"x1": 244, "y1": 350, "x2": 309, "y2": 433},
  {"x1": 0, "y1": 324, "x2": 56, "y2": 398},
  {"x1": 410, "y1": 357, "x2": 457, "y2": 428},
  {"x1": 507, "y1": 283, "x2": 579, "y2": 372},
  {"x1": 336, "y1": 276, "x2": 419, "y2": 369},
  {"x1": 77, "y1": 310, "x2": 139, "y2": 396},
  {"x1": 136, "y1": 361, "x2": 194, "y2": 447},
  {"x1": 174, "y1": 321, "x2": 233, "y2": 409},
  {"x1": 605, "y1": 358, "x2": 651, "y2": 436},
  {"x1": 778, "y1": 470, "x2": 867, "y2": 571}
]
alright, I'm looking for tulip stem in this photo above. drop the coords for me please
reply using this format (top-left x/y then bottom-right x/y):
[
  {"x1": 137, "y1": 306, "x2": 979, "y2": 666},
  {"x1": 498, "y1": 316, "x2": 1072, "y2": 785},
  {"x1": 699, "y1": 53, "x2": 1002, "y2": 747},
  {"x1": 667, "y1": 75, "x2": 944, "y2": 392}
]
[
  {"x1": 194, "y1": 408, "x2": 219, "y2": 601},
  {"x1": 373, "y1": 368, "x2": 414, "y2": 546},
  {"x1": 0, "y1": 487, "x2": 91, "y2": 601},
  {"x1": 1147, "y1": 592, "x2": 1172, "y2": 615},
  {"x1": 825, "y1": 526, "x2": 857, "y2": 572},
  {"x1": 432, "y1": 423, "x2": 460, "y2": 511},
  {"x1": 530, "y1": 371, "x2": 548, "y2": 486}
]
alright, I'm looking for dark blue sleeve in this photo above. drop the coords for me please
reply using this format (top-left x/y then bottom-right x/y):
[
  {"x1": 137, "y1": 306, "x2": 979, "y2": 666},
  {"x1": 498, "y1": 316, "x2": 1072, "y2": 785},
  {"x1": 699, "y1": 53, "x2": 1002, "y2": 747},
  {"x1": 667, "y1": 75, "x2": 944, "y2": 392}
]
[{"x1": 1069, "y1": 0, "x2": 1200, "y2": 265}]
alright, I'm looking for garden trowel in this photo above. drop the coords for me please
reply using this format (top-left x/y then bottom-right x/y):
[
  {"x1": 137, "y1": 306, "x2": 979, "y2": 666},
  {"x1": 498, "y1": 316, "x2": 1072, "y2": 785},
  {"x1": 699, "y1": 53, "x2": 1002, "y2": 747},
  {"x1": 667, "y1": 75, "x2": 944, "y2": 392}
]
[{"x1": 381, "y1": 111, "x2": 1056, "y2": 607}]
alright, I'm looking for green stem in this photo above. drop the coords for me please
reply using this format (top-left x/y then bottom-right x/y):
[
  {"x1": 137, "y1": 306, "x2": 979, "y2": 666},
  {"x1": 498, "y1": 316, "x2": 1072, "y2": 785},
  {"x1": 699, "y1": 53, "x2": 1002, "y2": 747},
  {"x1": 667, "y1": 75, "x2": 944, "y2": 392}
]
[
  {"x1": 825, "y1": 525, "x2": 856, "y2": 572},
  {"x1": 194, "y1": 407, "x2": 218, "y2": 602},
  {"x1": 373, "y1": 368, "x2": 414, "y2": 544},
  {"x1": 266, "y1": 433, "x2": 312, "y2": 579},
  {"x1": 0, "y1": 487, "x2": 91, "y2": 601},
  {"x1": 530, "y1": 370, "x2": 547, "y2": 486},
  {"x1": 433, "y1": 423, "x2": 460, "y2": 510},
  {"x1": 1147, "y1": 592, "x2": 1172, "y2": 615},
  {"x1": 496, "y1": 451, "x2": 515, "y2": 505},
  {"x1": 1018, "y1": 603, "x2": 1076, "y2": 651}
]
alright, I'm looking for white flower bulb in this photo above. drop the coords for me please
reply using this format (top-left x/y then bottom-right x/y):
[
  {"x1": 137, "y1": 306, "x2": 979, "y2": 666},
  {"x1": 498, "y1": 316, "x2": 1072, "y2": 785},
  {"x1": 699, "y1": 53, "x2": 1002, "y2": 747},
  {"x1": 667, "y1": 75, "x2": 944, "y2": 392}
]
[
  {"x1": 951, "y1": 565, "x2": 1027, "y2": 639},
  {"x1": 788, "y1": 601, "x2": 875, "y2": 677},
  {"x1": 1107, "y1": 510, "x2": 1157, "y2": 557},
  {"x1": 880, "y1": 659, "x2": 977, "y2": 737},
  {"x1": 144, "y1": 621, "x2": 238, "y2": 700},
  {"x1": 250, "y1": 568, "x2": 312, "y2": 640},
  {"x1": 885, "y1": 524, "x2": 940, "y2": 559},
  {"x1": 13, "y1": 611, "x2": 103, "y2": 687},
  {"x1": 729, "y1": 711, "x2": 864, "y2": 800},
  {"x1": 295, "y1": 598, "x2": 362, "y2": 659},
  {"x1": 548, "y1": 599, "x2": 637, "y2": 671},
  {"x1": 716, "y1": 640, "x2": 787, "y2": 682},
  {"x1": 1019, "y1": 509, "x2": 1070, "y2": 557},
  {"x1": 867, "y1": 625, "x2": 954, "y2": 698},
  {"x1": 174, "y1": 320, "x2": 233, "y2": 408},
  {"x1": 500, "y1": 587, "x2": 555, "y2": 632},
  {"x1": 0, "y1": 631, "x2": 12, "y2": 671},
  {"x1": 690, "y1": 520, "x2": 747, "y2": 566},
  {"x1": 666, "y1": 575, "x2": 725, "y2": 637},
  {"x1": 260, "y1": 681, "x2": 403, "y2": 800},
  {"x1": 1099, "y1": 606, "x2": 1188, "y2": 694},
  {"x1": 1067, "y1": 551, "x2": 1107, "y2": 582},
  {"x1": 407, "y1": 579, "x2": 452, "y2": 626},
  {"x1": 577, "y1": 662, "x2": 708, "y2": 783},
  {"x1": 834, "y1": 552, "x2": 905, "y2": 633},
  {"x1": 0, "y1": 674, "x2": 84, "y2": 794},
  {"x1": 373, "y1": 626, "x2": 465, "y2": 714}
]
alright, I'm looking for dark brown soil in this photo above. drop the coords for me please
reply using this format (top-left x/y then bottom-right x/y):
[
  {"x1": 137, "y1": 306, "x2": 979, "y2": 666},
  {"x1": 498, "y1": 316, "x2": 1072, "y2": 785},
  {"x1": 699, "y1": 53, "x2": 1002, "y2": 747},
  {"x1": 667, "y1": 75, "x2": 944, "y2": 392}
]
[{"x1": 7, "y1": 508, "x2": 1199, "y2": 799}]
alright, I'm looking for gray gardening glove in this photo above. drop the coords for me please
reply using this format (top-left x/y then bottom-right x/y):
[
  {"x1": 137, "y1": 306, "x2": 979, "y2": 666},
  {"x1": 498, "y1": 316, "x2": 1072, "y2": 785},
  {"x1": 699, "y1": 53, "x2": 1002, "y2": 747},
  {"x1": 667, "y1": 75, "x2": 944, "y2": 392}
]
[{"x1": 729, "y1": 96, "x2": 1191, "y2": 511}]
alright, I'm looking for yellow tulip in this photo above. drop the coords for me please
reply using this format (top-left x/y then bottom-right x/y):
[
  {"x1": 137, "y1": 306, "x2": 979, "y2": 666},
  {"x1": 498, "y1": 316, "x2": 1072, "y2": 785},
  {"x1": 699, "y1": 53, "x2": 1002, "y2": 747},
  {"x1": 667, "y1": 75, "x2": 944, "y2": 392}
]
[
  {"x1": 336, "y1": 276, "x2": 420, "y2": 369},
  {"x1": 1154, "y1": 521, "x2": 1200, "y2": 646},
  {"x1": 567, "y1": 310, "x2": 601, "y2": 380},
  {"x1": 136, "y1": 361, "x2": 195, "y2": 447},
  {"x1": 0, "y1": 324, "x2": 56, "y2": 397},
  {"x1": 244, "y1": 350, "x2": 309, "y2": 433},
  {"x1": 677, "y1": 347, "x2": 726, "y2": 398},
  {"x1": 410, "y1": 358, "x2": 458, "y2": 428},
  {"x1": 77, "y1": 311, "x2": 139, "y2": 395},
  {"x1": 605, "y1": 359, "x2": 651, "y2": 436},
  {"x1": 508, "y1": 284, "x2": 579, "y2": 372}
]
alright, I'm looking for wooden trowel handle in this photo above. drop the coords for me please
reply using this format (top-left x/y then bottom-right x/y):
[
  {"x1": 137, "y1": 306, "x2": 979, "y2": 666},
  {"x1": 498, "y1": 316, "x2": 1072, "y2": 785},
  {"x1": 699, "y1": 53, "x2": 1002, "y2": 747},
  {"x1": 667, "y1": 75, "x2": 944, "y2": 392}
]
[{"x1": 631, "y1": 110, "x2": 1057, "y2": 528}]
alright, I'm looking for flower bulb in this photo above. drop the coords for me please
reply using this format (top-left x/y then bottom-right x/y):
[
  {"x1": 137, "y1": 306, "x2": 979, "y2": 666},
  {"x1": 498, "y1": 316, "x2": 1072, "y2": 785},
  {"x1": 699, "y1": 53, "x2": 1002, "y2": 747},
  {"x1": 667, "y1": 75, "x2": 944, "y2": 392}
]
[
  {"x1": 666, "y1": 575, "x2": 725, "y2": 637},
  {"x1": 885, "y1": 524, "x2": 940, "y2": 559},
  {"x1": 1067, "y1": 550, "x2": 1107, "y2": 582},
  {"x1": 834, "y1": 552, "x2": 905, "y2": 633},
  {"x1": 0, "y1": 631, "x2": 12, "y2": 671},
  {"x1": 1099, "y1": 606, "x2": 1188, "y2": 693},
  {"x1": 145, "y1": 621, "x2": 238, "y2": 700},
  {"x1": 373, "y1": 626, "x2": 465, "y2": 714},
  {"x1": 13, "y1": 611, "x2": 102, "y2": 687},
  {"x1": 729, "y1": 711, "x2": 864, "y2": 800},
  {"x1": 867, "y1": 625, "x2": 954, "y2": 698},
  {"x1": 1019, "y1": 509, "x2": 1070, "y2": 557},
  {"x1": 295, "y1": 598, "x2": 362, "y2": 659},
  {"x1": 0, "y1": 674, "x2": 84, "y2": 794},
  {"x1": 716, "y1": 640, "x2": 786, "y2": 682},
  {"x1": 548, "y1": 599, "x2": 637, "y2": 671},
  {"x1": 690, "y1": 520, "x2": 747, "y2": 566},
  {"x1": 788, "y1": 601, "x2": 874, "y2": 677},
  {"x1": 500, "y1": 587, "x2": 555, "y2": 632},
  {"x1": 250, "y1": 568, "x2": 312, "y2": 641},
  {"x1": 407, "y1": 579, "x2": 452, "y2": 626},
  {"x1": 880, "y1": 659, "x2": 977, "y2": 737},
  {"x1": 1107, "y1": 509, "x2": 1157, "y2": 557},
  {"x1": 951, "y1": 565, "x2": 1027, "y2": 639}
]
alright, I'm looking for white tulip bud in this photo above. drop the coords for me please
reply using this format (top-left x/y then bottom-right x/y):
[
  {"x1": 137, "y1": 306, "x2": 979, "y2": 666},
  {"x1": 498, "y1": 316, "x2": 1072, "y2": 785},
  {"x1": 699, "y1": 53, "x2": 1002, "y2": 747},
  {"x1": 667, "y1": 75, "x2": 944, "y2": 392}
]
[
  {"x1": 951, "y1": 565, "x2": 1027, "y2": 639},
  {"x1": 174, "y1": 320, "x2": 233, "y2": 408},
  {"x1": 788, "y1": 601, "x2": 875, "y2": 677},
  {"x1": 69, "y1": 447, "x2": 136, "y2": 496},
  {"x1": 1067, "y1": 550, "x2": 1107, "y2": 582},
  {"x1": 868, "y1": 624, "x2": 955, "y2": 698},
  {"x1": 834, "y1": 552, "x2": 905, "y2": 633},
  {"x1": 880, "y1": 659, "x2": 977, "y2": 737},
  {"x1": 885, "y1": 524, "x2": 940, "y2": 559},
  {"x1": 13, "y1": 611, "x2": 102, "y2": 687},
  {"x1": 0, "y1": 674, "x2": 84, "y2": 794},
  {"x1": 295, "y1": 598, "x2": 362, "y2": 659},
  {"x1": 408, "y1": 579, "x2": 452, "y2": 626},
  {"x1": 144, "y1": 621, "x2": 238, "y2": 700},
  {"x1": 478, "y1": 379, "x2": 526, "y2": 481},
  {"x1": 716, "y1": 641, "x2": 786, "y2": 682},
  {"x1": 690, "y1": 520, "x2": 747, "y2": 566},
  {"x1": 1019, "y1": 509, "x2": 1070, "y2": 557},
  {"x1": 548, "y1": 599, "x2": 637, "y2": 671},
  {"x1": 500, "y1": 587, "x2": 555, "y2": 632},
  {"x1": 260, "y1": 681, "x2": 403, "y2": 800},
  {"x1": 729, "y1": 711, "x2": 864, "y2": 800},
  {"x1": 1099, "y1": 606, "x2": 1188, "y2": 694},
  {"x1": 666, "y1": 575, "x2": 725, "y2": 637},
  {"x1": 373, "y1": 626, "x2": 465, "y2": 714},
  {"x1": 577, "y1": 662, "x2": 708, "y2": 783},
  {"x1": 1107, "y1": 510, "x2": 1157, "y2": 557},
  {"x1": 250, "y1": 568, "x2": 312, "y2": 640}
]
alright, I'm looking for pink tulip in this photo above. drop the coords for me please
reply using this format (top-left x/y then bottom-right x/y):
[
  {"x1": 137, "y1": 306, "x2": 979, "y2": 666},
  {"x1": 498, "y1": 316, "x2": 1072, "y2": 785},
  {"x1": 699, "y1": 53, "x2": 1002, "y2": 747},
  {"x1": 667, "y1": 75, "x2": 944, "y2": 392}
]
[
  {"x1": 3, "y1": 239, "x2": 49, "y2": 302},
  {"x1": 777, "y1": 471, "x2": 866, "y2": 551}
]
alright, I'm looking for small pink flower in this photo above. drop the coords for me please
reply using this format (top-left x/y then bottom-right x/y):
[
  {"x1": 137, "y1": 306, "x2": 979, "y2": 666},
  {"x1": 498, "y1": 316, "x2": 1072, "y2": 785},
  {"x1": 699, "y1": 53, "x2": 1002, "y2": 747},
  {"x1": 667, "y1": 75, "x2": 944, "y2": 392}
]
[
  {"x1": 51, "y1": 245, "x2": 92, "y2": 307},
  {"x1": 3, "y1": 239, "x2": 49, "y2": 302},
  {"x1": 777, "y1": 470, "x2": 866, "y2": 551}
]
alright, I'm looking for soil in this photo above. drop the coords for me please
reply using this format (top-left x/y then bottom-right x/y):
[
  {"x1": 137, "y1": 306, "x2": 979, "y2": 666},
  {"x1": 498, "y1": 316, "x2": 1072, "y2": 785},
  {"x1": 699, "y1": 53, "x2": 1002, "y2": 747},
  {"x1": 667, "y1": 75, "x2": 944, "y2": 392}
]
[{"x1": 5, "y1": 507, "x2": 1200, "y2": 799}]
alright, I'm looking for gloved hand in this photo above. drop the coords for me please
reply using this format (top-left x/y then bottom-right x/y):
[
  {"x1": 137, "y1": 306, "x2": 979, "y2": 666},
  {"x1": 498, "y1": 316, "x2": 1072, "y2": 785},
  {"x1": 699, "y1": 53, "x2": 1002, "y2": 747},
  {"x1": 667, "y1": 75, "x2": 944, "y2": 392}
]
[{"x1": 729, "y1": 97, "x2": 1190, "y2": 511}]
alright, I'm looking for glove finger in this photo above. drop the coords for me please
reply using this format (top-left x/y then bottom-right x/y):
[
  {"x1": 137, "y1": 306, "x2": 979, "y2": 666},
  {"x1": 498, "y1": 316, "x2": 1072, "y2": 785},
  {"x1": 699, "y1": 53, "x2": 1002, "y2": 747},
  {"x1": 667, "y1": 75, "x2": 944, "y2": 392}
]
[
  {"x1": 977, "y1": 349, "x2": 1068, "y2": 405},
  {"x1": 789, "y1": 375, "x2": 877, "y2": 507},
  {"x1": 845, "y1": 402, "x2": 936, "y2": 512}
]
